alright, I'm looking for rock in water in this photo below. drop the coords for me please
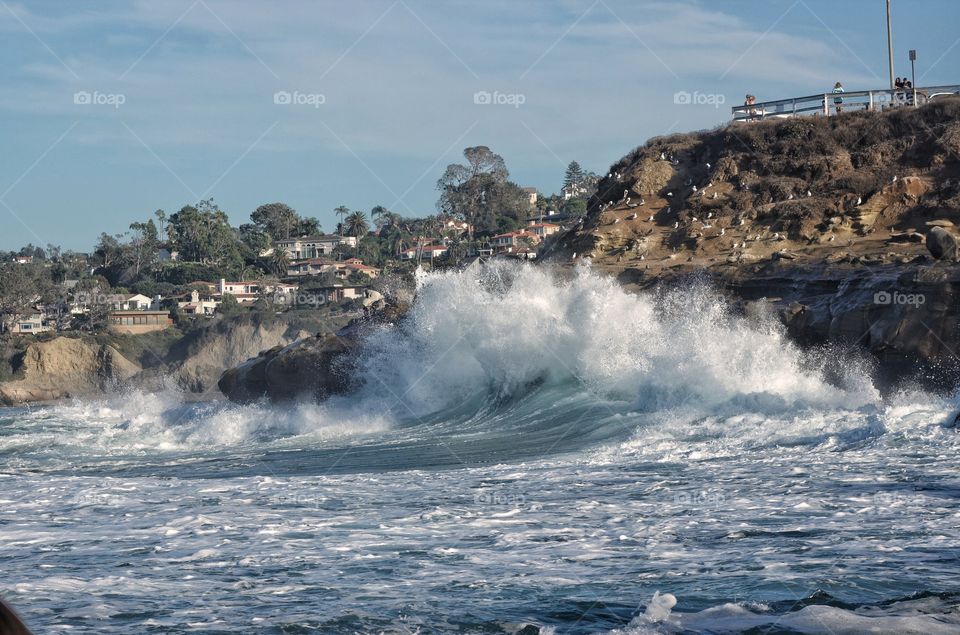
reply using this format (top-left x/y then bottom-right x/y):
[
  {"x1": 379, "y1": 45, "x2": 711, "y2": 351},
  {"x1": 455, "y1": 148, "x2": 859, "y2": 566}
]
[
  {"x1": 926, "y1": 226, "x2": 959, "y2": 261},
  {"x1": 217, "y1": 333, "x2": 358, "y2": 404}
]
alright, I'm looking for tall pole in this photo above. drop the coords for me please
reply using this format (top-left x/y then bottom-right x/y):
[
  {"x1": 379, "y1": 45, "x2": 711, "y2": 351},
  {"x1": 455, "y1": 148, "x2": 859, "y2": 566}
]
[{"x1": 886, "y1": 0, "x2": 895, "y2": 90}]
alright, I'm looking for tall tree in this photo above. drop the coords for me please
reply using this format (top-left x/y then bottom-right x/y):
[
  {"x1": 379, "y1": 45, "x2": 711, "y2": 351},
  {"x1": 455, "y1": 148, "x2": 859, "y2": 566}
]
[
  {"x1": 563, "y1": 161, "x2": 585, "y2": 189},
  {"x1": 168, "y1": 199, "x2": 239, "y2": 265},
  {"x1": 251, "y1": 202, "x2": 299, "y2": 241},
  {"x1": 437, "y1": 146, "x2": 530, "y2": 238},
  {"x1": 334, "y1": 206, "x2": 351, "y2": 234}
]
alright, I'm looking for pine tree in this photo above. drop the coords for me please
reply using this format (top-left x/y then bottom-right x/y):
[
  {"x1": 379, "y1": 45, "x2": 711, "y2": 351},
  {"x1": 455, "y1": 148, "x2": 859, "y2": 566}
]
[{"x1": 563, "y1": 161, "x2": 584, "y2": 190}]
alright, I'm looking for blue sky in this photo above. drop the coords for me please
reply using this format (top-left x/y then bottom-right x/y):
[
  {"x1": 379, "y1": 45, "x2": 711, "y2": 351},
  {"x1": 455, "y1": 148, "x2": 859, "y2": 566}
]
[{"x1": 1, "y1": 0, "x2": 958, "y2": 251}]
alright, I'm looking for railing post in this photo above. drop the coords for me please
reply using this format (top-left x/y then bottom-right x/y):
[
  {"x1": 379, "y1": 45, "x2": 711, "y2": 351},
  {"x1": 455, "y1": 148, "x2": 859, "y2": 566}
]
[
  {"x1": 868, "y1": 91, "x2": 874, "y2": 111},
  {"x1": 824, "y1": 94, "x2": 829, "y2": 116}
]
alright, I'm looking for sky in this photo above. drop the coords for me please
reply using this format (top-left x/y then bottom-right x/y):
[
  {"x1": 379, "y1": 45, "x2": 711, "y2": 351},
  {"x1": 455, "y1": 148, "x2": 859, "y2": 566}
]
[{"x1": 1, "y1": 0, "x2": 958, "y2": 251}]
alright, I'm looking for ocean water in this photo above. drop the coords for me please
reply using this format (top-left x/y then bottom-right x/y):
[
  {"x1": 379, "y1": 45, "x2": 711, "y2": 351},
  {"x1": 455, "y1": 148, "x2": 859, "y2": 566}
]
[{"x1": 2, "y1": 262, "x2": 959, "y2": 634}]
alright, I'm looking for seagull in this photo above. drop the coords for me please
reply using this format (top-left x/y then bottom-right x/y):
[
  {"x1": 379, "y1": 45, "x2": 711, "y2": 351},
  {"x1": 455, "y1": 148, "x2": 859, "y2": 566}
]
[
  {"x1": 667, "y1": 191, "x2": 674, "y2": 197},
  {"x1": 857, "y1": 196, "x2": 862, "y2": 206},
  {"x1": 719, "y1": 228, "x2": 725, "y2": 236},
  {"x1": 640, "y1": 254, "x2": 645, "y2": 261},
  {"x1": 807, "y1": 190, "x2": 812, "y2": 197},
  {"x1": 773, "y1": 232, "x2": 780, "y2": 240},
  {"x1": 893, "y1": 175, "x2": 899, "y2": 182},
  {"x1": 708, "y1": 182, "x2": 713, "y2": 188},
  {"x1": 828, "y1": 235, "x2": 835, "y2": 242},
  {"x1": 674, "y1": 221, "x2": 679, "y2": 228},
  {"x1": 706, "y1": 162, "x2": 712, "y2": 169},
  {"x1": 638, "y1": 199, "x2": 645, "y2": 206},
  {"x1": 660, "y1": 152, "x2": 666, "y2": 160},
  {"x1": 712, "y1": 192, "x2": 718, "y2": 199},
  {"x1": 693, "y1": 185, "x2": 698, "y2": 192},
  {"x1": 706, "y1": 212, "x2": 713, "y2": 219},
  {"x1": 647, "y1": 215, "x2": 655, "y2": 222},
  {"x1": 788, "y1": 194, "x2": 794, "y2": 200},
  {"x1": 572, "y1": 252, "x2": 577, "y2": 259},
  {"x1": 739, "y1": 218, "x2": 746, "y2": 226},
  {"x1": 627, "y1": 213, "x2": 637, "y2": 220},
  {"x1": 613, "y1": 218, "x2": 620, "y2": 224},
  {"x1": 692, "y1": 216, "x2": 699, "y2": 222}
]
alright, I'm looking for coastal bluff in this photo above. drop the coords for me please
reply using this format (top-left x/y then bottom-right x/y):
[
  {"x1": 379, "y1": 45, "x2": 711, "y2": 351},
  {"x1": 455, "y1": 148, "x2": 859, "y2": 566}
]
[
  {"x1": 542, "y1": 98, "x2": 960, "y2": 388},
  {"x1": 0, "y1": 315, "x2": 340, "y2": 406}
]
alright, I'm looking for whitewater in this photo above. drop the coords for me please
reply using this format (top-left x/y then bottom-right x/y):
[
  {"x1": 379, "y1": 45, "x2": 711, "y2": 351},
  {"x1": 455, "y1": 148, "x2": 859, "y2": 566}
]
[{"x1": 2, "y1": 262, "x2": 959, "y2": 634}]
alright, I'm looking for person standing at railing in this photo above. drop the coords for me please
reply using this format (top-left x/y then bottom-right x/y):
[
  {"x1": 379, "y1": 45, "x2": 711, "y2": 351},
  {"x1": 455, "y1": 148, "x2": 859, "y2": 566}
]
[
  {"x1": 832, "y1": 82, "x2": 845, "y2": 114},
  {"x1": 744, "y1": 94, "x2": 758, "y2": 120}
]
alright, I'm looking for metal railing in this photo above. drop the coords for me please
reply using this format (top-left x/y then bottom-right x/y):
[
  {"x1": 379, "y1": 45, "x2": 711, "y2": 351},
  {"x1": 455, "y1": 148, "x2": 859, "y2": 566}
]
[{"x1": 731, "y1": 84, "x2": 960, "y2": 121}]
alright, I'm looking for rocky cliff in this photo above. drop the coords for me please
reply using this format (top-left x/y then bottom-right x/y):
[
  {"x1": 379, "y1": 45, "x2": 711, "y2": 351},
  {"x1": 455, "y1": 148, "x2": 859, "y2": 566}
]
[
  {"x1": 0, "y1": 337, "x2": 140, "y2": 404},
  {"x1": 539, "y1": 98, "x2": 960, "y2": 387},
  {"x1": 0, "y1": 314, "x2": 347, "y2": 405}
]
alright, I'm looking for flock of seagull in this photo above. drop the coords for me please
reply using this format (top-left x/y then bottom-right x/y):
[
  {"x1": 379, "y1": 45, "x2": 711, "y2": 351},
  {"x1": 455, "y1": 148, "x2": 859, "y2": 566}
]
[{"x1": 572, "y1": 149, "x2": 898, "y2": 262}]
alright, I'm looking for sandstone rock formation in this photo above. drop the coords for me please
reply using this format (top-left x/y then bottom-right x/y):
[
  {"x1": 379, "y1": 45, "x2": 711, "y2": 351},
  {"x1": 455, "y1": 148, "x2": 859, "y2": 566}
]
[
  {"x1": 0, "y1": 337, "x2": 140, "y2": 405},
  {"x1": 217, "y1": 333, "x2": 358, "y2": 403}
]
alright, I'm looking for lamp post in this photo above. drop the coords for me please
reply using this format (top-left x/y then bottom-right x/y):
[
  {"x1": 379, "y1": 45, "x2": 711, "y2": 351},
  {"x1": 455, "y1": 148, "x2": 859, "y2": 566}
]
[
  {"x1": 909, "y1": 49, "x2": 917, "y2": 107},
  {"x1": 886, "y1": 0, "x2": 895, "y2": 90}
]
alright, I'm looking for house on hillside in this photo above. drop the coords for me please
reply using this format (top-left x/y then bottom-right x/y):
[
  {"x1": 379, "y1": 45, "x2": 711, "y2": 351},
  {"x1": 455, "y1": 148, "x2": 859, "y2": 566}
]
[
  {"x1": 177, "y1": 289, "x2": 220, "y2": 316},
  {"x1": 339, "y1": 258, "x2": 380, "y2": 279},
  {"x1": 527, "y1": 222, "x2": 560, "y2": 238},
  {"x1": 523, "y1": 187, "x2": 538, "y2": 206},
  {"x1": 12, "y1": 255, "x2": 34, "y2": 265},
  {"x1": 10, "y1": 313, "x2": 51, "y2": 335},
  {"x1": 217, "y1": 279, "x2": 298, "y2": 304},
  {"x1": 108, "y1": 310, "x2": 173, "y2": 334},
  {"x1": 287, "y1": 258, "x2": 338, "y2": 278},
  {"x1": 491, "y1": 230, "x2": 540, "y2": 254},
  {"x1": 400, "y1": 245, "x2": 448, "y2": 261},
  {"x1": 439, "y1": 217, "x2": 472, "y2": 236},
  {"x1": 273, "y1": 235, "x2": 357, "y2": 260},
  {"x1": 106, "y1": 293, "x2": 155, "y2": 311}
]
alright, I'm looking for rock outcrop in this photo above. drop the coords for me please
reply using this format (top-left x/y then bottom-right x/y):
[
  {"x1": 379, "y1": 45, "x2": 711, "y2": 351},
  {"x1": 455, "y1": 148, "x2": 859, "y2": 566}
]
[
  {"x1": 926, "y1": 226, "x2": 959, "y2": 261},
  {"x1": 541, "y1": 98, "x2": 960, "y2": 386},
  {"x1": 169, "y1": 320, "x2": 315, "y2": 392},
  {"x1": 0, "y1": 337, "x2": 140, "y2": 405},
  {"x1": 217, "y1": 333, "x2": 358, "y2": 403}
]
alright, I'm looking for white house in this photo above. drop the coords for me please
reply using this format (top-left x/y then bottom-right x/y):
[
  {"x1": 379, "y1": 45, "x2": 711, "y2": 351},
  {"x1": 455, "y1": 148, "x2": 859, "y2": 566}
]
[
  {"x1": 178, "y1": 289, "x2": 220, "y2": 316},
  {"x1": 274, "y1": 235, "x2": 358, "y2": 260},
  {"x1": 217, "y1": 279, "x2": 298, "y2": 304},
  {"x1": 10, "y1": 313, "x2": 50, "y2": 335},
  {"x1": 399, "y1": 245, "x2": 448, "y2": 260},
  {"x1": 106, "y1": 293, "x2": 154, "y2": 311}
]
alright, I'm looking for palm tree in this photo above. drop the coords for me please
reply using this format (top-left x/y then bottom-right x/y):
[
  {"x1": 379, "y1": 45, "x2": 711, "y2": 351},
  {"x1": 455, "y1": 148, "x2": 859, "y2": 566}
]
[
  {"x1": 370, "y1": 205, "x2": 389, "y2": 229},
  {"x1": 270, "y1": 249, "x2": 290, "y2": 276},
  {"x1": 345, "y1": 211, "x2": 369, "y2": 256},
  {"x1": 334, "y1": 206, "x2": 350, "y2": 235}
]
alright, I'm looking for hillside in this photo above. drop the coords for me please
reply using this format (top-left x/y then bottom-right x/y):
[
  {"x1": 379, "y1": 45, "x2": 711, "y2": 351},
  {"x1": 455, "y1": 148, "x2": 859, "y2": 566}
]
[
  {"x1": 545, "y1": 99, "x2": 960, "y2": 389},
  {"x1": 547, "y1": 98, "x2": 960, "y2": 277}
]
